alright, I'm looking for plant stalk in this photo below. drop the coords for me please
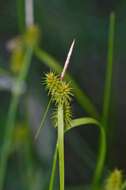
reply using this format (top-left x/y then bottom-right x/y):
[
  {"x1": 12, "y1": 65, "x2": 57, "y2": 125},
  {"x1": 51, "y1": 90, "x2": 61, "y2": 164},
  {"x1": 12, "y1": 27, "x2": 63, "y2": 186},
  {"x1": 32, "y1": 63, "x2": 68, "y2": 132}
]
[
  {"x1": 102, "y1": 12, "x2": 115, "y2": 129},
  {"x1": 58, "y1": 104, "x2": 64, "y2": 190},
  {"x1": 49, "y1": 142, "x2": 58, "y2": 190}
]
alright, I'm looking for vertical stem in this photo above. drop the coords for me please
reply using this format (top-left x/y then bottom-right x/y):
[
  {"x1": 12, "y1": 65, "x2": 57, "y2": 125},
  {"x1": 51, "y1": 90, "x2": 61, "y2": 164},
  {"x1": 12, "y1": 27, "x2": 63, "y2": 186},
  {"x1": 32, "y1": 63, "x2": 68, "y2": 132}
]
[
  {"x1": 92, "y1": 126, "x2": 106, "y2": 190},
  {"x1": 49, "y1": 142, "x2": 58, "y2": 190},
  {"x1": 58, "y1": 104, "x2": 64, "y2": 190},
  {"x1": 0, "y1": 47, "x2": 33, "y2": 190},
  {"x1": 102, "y1": 12, "x2": 115, "y2": 129}
]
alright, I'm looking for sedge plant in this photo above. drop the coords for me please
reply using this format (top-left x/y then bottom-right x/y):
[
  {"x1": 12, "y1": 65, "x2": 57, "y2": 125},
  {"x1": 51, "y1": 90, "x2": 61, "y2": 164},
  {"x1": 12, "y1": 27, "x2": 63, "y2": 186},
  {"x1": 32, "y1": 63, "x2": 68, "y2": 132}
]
[
  {"x1": 0, "y1": 0, "x2": 117, "y2": 188},
  {"x1": 36, "y1": 40, "x2": 106, "y2": 190},
  {"x1": 34, "y1": 11, "x2": 116, "y2": 190},
  {"x1": 45, "y1": 40, "x2": 75, "y2": 190}
]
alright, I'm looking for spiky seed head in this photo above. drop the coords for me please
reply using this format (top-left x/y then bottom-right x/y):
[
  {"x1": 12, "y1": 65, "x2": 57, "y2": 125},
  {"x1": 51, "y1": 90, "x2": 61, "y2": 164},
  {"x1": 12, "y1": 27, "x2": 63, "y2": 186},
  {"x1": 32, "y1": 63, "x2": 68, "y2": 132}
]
[
  {"x1": 104, "y1": 169, "x2": 123, "y2": 190},
  {"x1": 44, "y1": 72, "x2": 72, "y2": 105},
  {"x1": 44, "y1": 72, "x2": 73, "y2": 129},
  {"x1": 44, "y1": 72, "x2": 59, "y2": 95},
  {"x1": 54, "y1": 81, "x2": 72, "y2": 104}
]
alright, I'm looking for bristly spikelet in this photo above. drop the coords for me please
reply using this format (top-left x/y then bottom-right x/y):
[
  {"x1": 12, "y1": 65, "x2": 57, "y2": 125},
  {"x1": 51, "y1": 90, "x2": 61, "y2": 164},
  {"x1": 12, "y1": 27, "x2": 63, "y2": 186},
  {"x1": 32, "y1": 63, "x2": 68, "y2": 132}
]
[
  {"x1": 45, "y1": 72, "x2": 72, "y2": 105},
  {"x1": 104, "y1": 169, "x2": 123, "y2": 190},
  {"x1": 63, "y1": 102, "x2": 72, "y2": 129},
  {"x1": 44, "y1": 72, "x2": 73, "y2": 129},
  {"x1": 52, "y1": 101, "x2": 72, "y2": 130},
  {"x1": 54, "y1": 81, "x2": 72, "y2": 105},
  {"x1": 44, "y1": 72, "x2": 59, "y2": 96}
]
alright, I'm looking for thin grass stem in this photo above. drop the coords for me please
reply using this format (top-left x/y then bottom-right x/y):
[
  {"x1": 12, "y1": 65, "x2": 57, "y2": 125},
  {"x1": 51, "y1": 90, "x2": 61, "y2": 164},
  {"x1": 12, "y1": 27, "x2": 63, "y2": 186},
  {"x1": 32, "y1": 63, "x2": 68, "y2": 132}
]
[
  {"x1": 49, "y1": 142, "x2": 58, "y2": 190},
  {"x1": 102, "y1": 12, "x2": 115, "y2": 129},
  {"x1": 35, "y1": 98, "x2": 52, "y2": 140},
  {"x1": 58, "y1": 104, "x2": 64, "y2": 190}
]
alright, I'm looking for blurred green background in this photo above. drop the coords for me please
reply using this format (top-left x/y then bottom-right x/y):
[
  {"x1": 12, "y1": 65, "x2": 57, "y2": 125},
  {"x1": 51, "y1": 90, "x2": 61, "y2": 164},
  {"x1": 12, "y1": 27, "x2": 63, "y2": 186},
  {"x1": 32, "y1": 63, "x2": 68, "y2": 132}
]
[{"x1": 0, "y1": 0, "x2": 126, "y2": 189}]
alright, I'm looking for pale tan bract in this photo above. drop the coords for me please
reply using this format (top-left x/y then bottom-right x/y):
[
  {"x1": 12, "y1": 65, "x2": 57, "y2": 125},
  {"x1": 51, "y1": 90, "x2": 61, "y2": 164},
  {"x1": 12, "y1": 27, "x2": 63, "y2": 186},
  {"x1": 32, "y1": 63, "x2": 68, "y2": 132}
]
[{"x1": 60, "y1": 39, "x2": 75, "y2": 80}]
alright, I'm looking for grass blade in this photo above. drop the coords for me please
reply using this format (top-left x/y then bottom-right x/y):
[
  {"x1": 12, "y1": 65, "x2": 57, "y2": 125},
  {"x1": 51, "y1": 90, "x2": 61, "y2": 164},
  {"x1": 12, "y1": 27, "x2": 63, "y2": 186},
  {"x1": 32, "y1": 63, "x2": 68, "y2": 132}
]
[
  {"x1": 49, "y1": 142, "x2": 58, "y2": 190},
  {"x1": 66, "y1": 117, "x2": 106, "y2": 190},
  {"x1": 35, "y1": 98, "x2": 52, "y2": 140},
  {"x1": 102, "y1": 12, "x2": 116, "y2": 128}
]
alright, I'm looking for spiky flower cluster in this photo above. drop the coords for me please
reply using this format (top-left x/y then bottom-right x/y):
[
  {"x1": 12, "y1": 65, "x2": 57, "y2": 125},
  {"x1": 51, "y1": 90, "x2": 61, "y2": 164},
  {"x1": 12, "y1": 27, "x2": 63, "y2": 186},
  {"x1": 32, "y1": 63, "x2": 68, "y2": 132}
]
[
  {"x1": 44, "y1": 72, "x2": 73, "y2": 130},
  {"x1": 104, "y1": 169, "x2": 122, "y2": 190}
]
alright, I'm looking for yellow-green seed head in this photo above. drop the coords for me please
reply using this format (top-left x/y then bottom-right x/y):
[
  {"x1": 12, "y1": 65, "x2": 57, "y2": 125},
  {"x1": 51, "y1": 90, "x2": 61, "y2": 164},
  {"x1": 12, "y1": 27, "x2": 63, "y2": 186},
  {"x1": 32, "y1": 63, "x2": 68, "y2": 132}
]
[
  {"x1": 44, "y1": 72, "x2": 73, "y2": 129},
  {"x1": 104, "y1": 169, "x2": 122, "y2": 190},
  {"x1": 45, "y1": 72, "x2": 72, "y2": 104},
  {"x1": 45, "y1": 72, "x2": 59, "y2": 95}
]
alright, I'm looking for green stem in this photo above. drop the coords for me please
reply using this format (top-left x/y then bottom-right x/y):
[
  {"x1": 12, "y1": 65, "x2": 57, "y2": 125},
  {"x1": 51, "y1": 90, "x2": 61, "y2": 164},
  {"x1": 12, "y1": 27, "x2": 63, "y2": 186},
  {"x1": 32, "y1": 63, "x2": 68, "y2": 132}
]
[
  {"x1": 102, "y1": 12, "x2": 115, "y2": 129},
  {"x1": 58, "y1": 104, "x2": 64, "y2": 190},
  {"x1": 0, "y1": 47, "x2": 33, "y2": 190},
  {"x1": 92, "y1": 127, "x2": 106, "y2": 190},
  {"x1": 49, "y1": 142, "x2": 58, "y2": 190}
]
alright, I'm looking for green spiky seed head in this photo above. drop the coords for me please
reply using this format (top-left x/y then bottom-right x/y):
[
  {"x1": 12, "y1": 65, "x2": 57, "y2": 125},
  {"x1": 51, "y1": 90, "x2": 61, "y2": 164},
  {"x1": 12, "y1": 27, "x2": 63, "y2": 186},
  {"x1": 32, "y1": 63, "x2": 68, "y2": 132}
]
[
  {"x1": 44, "y1": 72, "x2": 73, "y2": 129},
  {"x1": 45, "y1": 72, "x2": 72, "y2": 104},
  {"x1": 104, "y1": 169, "x2": 123, "y2": 190},
  {"x1": 45, "y1": 72, "x2": 59, "y2": 94}
]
